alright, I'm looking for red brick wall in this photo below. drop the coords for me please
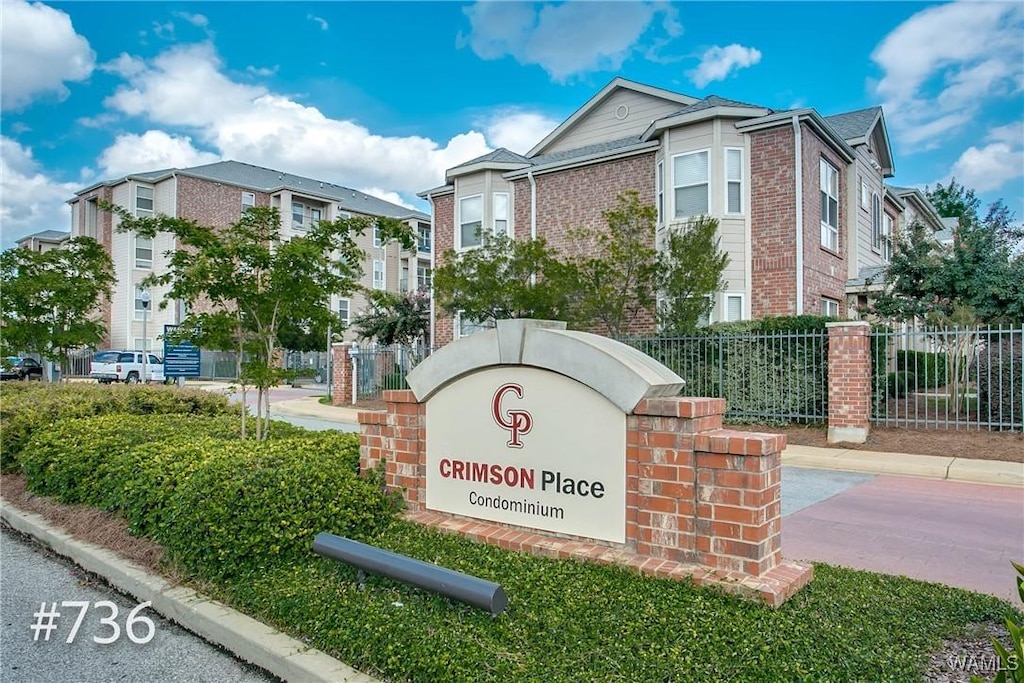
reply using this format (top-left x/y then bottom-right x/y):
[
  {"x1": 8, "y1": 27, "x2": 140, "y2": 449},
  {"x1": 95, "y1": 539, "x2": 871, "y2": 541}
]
[
  {"x1": 826, "y1": 322, "x2": 871, "y2": 441},
  {"x1": 749, "y1": 123, "x2": 849, "y2": 317},
  {"x1": 74, "y1": 187, "x2": 116, "y2": 348},
  {"x1": 331, "y1": 343, "x2": 354, "y2": 406},
  {"x1": 176, "y1": 176, "x2": 271, "y2": 227},
  {"x1": 431, "y1": 194, "x2": 455, "y2": 346}
]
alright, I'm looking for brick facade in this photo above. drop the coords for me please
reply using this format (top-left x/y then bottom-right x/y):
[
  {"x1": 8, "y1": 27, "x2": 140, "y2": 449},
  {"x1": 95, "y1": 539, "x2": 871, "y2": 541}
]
[
  {"x1": 359, "y1": 390, "x2": 812, "y2": 606},
  {"x1": 176, "y1": 176, "x2": 271, "y2": 226},
  {"x1": 826, "y1": 322, "x2": 871, "y2": 443},
  {"x1": 330, "y1": 342, "x2": 355, "y2": 406},
  {"x1": 801, "y1": 128, "x2": 848, "y2": 315}
]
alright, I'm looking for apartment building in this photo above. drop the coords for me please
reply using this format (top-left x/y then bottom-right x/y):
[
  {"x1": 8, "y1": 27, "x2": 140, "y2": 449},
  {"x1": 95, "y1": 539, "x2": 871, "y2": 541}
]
[
  {"x1": 15, "y1": 229, "x2": 69, "y2": 253},
  {"x1": 69, "y1": 160, "x2": 430, "y2": 351},
  {"x1": 421, "y1": 78, "x2": 945, "y2": 346}
]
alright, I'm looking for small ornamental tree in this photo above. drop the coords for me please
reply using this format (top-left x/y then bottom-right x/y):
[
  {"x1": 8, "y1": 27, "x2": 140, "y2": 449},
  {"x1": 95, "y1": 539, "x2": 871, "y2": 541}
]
[
  {"x1": 108, "y1": 203, "x2": 413, "y2": 439},
  {"x1": 658, "y1": 216, "x2": 730, "y2": 334},
  {"x1": 352, "y1": 289, "x2": 431, "y2": 347},
  {"x1": 0, "y1": 237, "x2": 115, "y2": 380}
]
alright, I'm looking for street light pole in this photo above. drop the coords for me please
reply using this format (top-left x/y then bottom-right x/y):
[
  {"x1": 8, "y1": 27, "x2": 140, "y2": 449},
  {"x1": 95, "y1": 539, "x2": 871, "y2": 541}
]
[{"x1": 140, "y1": 290, "x2": 151, "y2": 383}]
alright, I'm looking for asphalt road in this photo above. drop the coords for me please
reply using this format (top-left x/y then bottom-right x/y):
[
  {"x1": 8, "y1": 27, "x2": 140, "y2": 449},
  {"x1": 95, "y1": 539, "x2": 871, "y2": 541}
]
[{"x1": 0, "y1": 527, "x2": 277, "y2": 683}]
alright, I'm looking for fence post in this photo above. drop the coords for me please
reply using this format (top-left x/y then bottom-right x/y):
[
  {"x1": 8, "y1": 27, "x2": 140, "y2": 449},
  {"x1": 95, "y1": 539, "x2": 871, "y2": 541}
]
[
  {"x1": 331, "y1": 342, "x2": 354, "y2": 407},
  {"x1": 826, "y1": 322, "x2": 872, "y2": 444}
]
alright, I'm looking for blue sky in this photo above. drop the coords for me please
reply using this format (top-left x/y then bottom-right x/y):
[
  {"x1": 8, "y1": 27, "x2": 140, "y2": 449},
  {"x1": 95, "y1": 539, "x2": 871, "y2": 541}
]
[{"x1": 2, "y1": 1, "x2": 1022, "y2": 249}]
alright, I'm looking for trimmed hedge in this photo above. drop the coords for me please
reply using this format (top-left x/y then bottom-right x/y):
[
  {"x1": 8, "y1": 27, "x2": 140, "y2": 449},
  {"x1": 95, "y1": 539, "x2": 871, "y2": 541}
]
[
  {"x1": 976, "y1": 333, "x2": 1024, "y2": 428},
  {"x1": 895, "y1": 350, "x2": 949, "y2": 390},
  {"x1": 0, "y1": 383, "x2": 238, "y2": 473}
]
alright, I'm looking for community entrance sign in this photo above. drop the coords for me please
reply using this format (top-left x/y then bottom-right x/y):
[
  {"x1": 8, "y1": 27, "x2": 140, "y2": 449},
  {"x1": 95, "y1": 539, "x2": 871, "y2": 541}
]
[{"x1": 426, "y1": 366, "x2": 626, "y2": 542}]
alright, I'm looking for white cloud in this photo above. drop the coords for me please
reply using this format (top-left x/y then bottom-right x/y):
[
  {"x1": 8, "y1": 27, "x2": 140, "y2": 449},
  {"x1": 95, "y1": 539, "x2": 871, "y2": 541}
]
[
  {"x1": 686, "y1": 44, "x2": 762, "y2": 88},
  {"x1": 101, "y1": 53, "x2": 147, "y2": 78},
  {"x1": 152, "y1": 20, "x2": 175, "y2": 40},
  {"x1": 358, "y1": 188, "x2": 416, "y2": 211},
  {"x1": 0, "y1": 137, "x2": 79, "y2": 249},
  {"x1": 246, "y1": 65, "x2": 279, "y2": 78},
  {"x1": 986, "y1": 121, "x2": 1024, "y2": 145},
  {"x1": 173, "y1": 12, "x2": 209, "y2": 29},
  {"x1": 482, "y1": 110, "x2": 559, "y2": 154},
  {"x1": 100, "y1": 43, "x2": 491, "y2": 194},
  {"x1": 459, "y1": 1, "x2": 673, "y2": 82},
  {"x1": 872, "y1": 2, "x2": 1024, "y2": 149},
  {"x1": 97, "y1": 131, "x2": 220, "y2": 177},
  {"x1": 948, "y1": 142, "x2": 1024, "y2": 192},
  {"x1": 0, "y1": 0, "x2": 95, "y2": 110},
  {"x1": 307, "y1": 14, "x2": 329, "y2": 31}
]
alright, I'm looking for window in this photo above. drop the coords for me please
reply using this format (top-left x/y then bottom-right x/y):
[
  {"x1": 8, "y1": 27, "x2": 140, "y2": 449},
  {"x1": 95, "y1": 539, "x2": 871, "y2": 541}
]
[
  {"x1": 821, "y1": 297, "x2": 840, "y2": 317},
  {"x1": 871, "y1": 192, "x2": 882, "y2": 251},
  {"x1": 309, "y1": 207, "x2": 321, "y2": 228},
  {"x1": 417, "y1": 263, "x2": 432, "y2": 291},
  {"x1": 372, "y1": 259, "x2": 384, "y2": 289},
  {"x1": 725, "y1": 294, "x2": 743, "y2": 322},
  {"x1": 456, "y1": 311, "x2": 495, "y2": 339},
  {"x1": 135, "y1": 235, "x2": 153, "y2": 269},
  {"x1": 338, "y1": 299, "x2": 350, "y2": 326},
  {"x1": 820, "y1": 159, "x2": 839, "y2": 251},
  {"x1": 860, "y1": 179, "x2": 869, "y2": 209},
  {"x1": 418, "y1": 222, "x2": 431, "y2": 252},
  {"x1": 656, "y1": 161, "x2": 664, "y2": 224},
  {"x1": 135, "y1": 185, "x2": 154, "y2": 218},
  {"x1": 725, "y1": 148, "x2": 743, "y2": 214},
  {"x1": 241, "y1": 192, "x2": 256, "y2": 211},
  {"x1": 85, "y1": 199, "x2": 98, "y2": 238},
  {"x1": 134, "y1": 288, "x2": 151, "y2": 321},
  {"x1": 292, "y1": 201, "x2": 305, "y2": 229},
  {"x1": 493, "y1": 192, "x2": 509, "y2": 236},
  {"x1": 459, "y1": 195, "x2": 483, "y2": 248},
  {"x1": 882, "y1": 213, "x2": 894, "y2": 261},
  {"x1": 673, "y1": 151, "x2": 709, "y2": 219},
  {"x1": 373, "y1": 225, "x2": 382, "y2": 248}
]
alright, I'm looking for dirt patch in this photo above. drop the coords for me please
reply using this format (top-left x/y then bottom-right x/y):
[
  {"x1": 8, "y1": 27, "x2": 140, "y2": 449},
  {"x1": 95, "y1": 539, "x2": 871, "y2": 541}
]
[
  {"x1": 0, "y1": 474, "x2": 165, "y2": 573},
  {"x1": 727, "y1": 423, "x2": 1023, "y2": 463},
  {"x1": 925, "y1": 621, "x2": 1015, "y2": 682}
]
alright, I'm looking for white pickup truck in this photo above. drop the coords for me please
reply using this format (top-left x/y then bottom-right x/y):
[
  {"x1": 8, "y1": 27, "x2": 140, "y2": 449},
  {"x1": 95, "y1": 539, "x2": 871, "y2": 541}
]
[{"x1": 90, "y1": 350, "x2": 167, "y2": 384}]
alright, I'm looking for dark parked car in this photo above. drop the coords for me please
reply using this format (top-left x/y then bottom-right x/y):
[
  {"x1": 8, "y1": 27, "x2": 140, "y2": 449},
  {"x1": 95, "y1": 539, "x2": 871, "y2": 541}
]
[{"x1": 1, "y1": 357, "x2": 43, "y2": 381}]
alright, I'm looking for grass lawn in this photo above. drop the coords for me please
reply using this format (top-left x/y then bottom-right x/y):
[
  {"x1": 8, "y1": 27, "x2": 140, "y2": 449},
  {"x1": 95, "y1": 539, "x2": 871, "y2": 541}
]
[{"x1": 218, "y1": 521, "x2": 1015, "y2": 683}]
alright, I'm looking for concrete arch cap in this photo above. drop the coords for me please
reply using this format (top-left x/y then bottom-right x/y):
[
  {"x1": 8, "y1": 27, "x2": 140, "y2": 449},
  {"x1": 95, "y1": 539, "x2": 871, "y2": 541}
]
[{"x1": 406, "y1": 319, "x2": 685, "y2": 413}]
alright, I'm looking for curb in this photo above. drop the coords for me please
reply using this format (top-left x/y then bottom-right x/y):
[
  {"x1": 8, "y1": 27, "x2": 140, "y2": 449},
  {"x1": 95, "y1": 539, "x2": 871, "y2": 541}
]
[{"x1": 0, "y1": 501, "x2": 378, "y2": 683}]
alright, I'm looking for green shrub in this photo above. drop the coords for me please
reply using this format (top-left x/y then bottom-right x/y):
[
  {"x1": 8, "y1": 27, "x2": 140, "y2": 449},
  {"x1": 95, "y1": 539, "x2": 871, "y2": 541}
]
[
  {"x1": 0, "y1": 384, "x2": 237, "y2": 473},
  {"x1": 886, "y1": 371, "x2": 916, "y2": 398},
  {"x1": 164, "y1": 436, "x2": 392, "y2": 580},
  {"x1": 382, "y1": 372, "x2": 408, "y2": 390},
  {"x1": 976, "y1": 334, "x2": 1023, "y2": 429},
  {"x1": 896, "y1": 350, "x2": 949, "y2": 390}
]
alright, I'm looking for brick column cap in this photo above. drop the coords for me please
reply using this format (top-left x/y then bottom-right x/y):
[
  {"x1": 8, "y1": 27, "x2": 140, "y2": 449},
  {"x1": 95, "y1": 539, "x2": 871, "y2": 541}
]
[{"x1": 825, "y1": 321, "x2": 870, "y2": 330}]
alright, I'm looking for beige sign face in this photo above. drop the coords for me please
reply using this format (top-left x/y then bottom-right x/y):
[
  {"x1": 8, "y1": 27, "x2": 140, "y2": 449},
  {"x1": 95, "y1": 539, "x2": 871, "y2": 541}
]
[{"x1": 425, "y1": 366, "x2": 626, "y2": 543}]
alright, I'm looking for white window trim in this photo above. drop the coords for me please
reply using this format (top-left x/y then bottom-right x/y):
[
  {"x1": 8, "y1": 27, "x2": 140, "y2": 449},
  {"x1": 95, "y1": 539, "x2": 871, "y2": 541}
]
[
  {"x1": 882, "y1": 213, "x2": 894, "y2": 261},
  {"x1": 418, "y1": 223, "x2": 432, "y2": 253},
  {"x1": 724, "y1": 293, "x2": 745, "y2": 322},
  {"x1": 456, "y1": 193, "x2": 484, "y2": 251},
  {"x1": 454, "y1": 310, "x2": 495, "y2": 339},
  {"x1": 338, "y1": 298, "x2": 350, "y2": 326},
  {"x1": 292, "y1": 201, "x2": 306, "y2": 231},
  {"x1": 135, "y1": 235, "x2": 153, "y2": 270},
  {"x1": 134, "y1": 287, "x2": 150, "y2": 321},
  {"x1": 821, "y1": 297, "x2": 840, "y2": 317},
  {"x1": 416, "y1": 262, "x2": 432, "y2": 291},
  {"x1": 820, "y1": 159, "x2": 840, "y2": 252},
  {"x1": 871, "y1": 192, "x2": 882, "y2": 253},
  {"x1": 656, "y1": 160, "x2": 664, "y2": 226},
  {"x1": 373, "y1": 225, "x2": 382, "y2": 248},
  {"x1": 372, "y1": 259, "x2": 384, "y2": 290},
  {"x1": 492, "y1": 191, "x2": 510, "y2": 236},
  {"x1": 860, "y1": 178, "x2": 869, "y2": 210},
  {"x1": 134, "y1": 184, "x2": 154, "y2": 218},
  {"x1": 241, "y1": 192, "x2": 256, "y2": 210},
  {"x1": 724, "y1": 147, "x2": 744, "y2": 216},
  {"x1": 671, "y1": 149, "x2": 711, "y2": 220}
]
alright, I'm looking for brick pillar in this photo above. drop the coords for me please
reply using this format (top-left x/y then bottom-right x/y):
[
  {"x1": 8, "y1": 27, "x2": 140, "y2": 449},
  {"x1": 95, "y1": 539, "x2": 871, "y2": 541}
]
[
  {"x1": 331, "y1": 342, "x2": 354, "y2": 406},
  {"x1": 358, "y1": 390, "x2": 425, "y2": 510},
  {"x1": 826, "y1": 321, "x2": 871, "y2": 444}
]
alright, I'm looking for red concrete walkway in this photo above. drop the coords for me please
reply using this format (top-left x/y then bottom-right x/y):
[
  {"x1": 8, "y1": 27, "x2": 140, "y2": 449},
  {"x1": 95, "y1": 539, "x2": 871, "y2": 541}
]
[{"x1": 783, "y1": 476, "x2": 1024, "y2": 604}]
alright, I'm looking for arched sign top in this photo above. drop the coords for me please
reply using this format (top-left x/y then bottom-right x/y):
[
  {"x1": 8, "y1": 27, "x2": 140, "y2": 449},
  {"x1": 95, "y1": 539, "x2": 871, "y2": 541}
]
[{"x1": 407, "y1": 319, "x2": 685, "y2": 413}]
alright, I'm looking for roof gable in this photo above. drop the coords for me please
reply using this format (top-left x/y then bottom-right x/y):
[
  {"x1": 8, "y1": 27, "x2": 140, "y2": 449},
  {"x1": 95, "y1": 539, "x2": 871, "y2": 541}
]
[
  {"x1": 824, "y1": 106, "x2": 894, "y2": 177},
  {"x1": 527, "y1": 77, "x2": 698, "y2": 157}
]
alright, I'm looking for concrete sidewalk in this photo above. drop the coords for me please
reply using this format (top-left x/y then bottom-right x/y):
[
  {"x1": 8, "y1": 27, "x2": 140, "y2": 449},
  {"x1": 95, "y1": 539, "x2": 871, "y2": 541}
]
[{"x1": 269, "y1": 395, "x2": 1024, "y2": 488}]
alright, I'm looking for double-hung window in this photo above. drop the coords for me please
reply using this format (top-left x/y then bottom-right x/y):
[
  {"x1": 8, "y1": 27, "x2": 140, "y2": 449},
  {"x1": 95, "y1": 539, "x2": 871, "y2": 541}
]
[
  {"x1": 456, "y1": 311, "x2": 495, "y2": 339},
  {"x1": 292, "y1": 202, "x2": 306, "y2": 230},
  {"x1": 373, "y1": 225, "x2": 382, "y2": 248},
  {"x1": 417, "y1": 222, "x2": 431, "y2": 252},
  {"x1": 242, "y1": 192, "x2": 255, "y2": 211},
  {"x1": 871, "y1": 193, "x2": 882, "y2": 251},
  {"x1": 882, "y1": 213, "x2": 894, "y2": 261},
  {"x1": 134, "y1": 288, "x2": 150, "y2": 320},
  {"x1": 338, "y1": 299, "x2": 350, "y2": 326},
  {"x1": 820, "y1": 159, "x2": 839, "y2": 251},
  {"x1": 459, "y1": 195, "x2": 483, "y2": 248},
  {"x1": 656, "y1": 160, "x2": 664, "y2": 224},
  {"x1": 135, "y1": 235, "x2": 153, "y2": 269},
  {"x1": 724, "y1": 294, "x2": 743, "y2": 322},
  {"x1": 821, "y1": 297, "x2": 840, "y2": 317},
  {"x1": 135, "y1": 185, "x2": 154, "y2": 218},
  {"x1": 372, "y1": 260, "x2": 384, "y2": 289},
  {"x1": 417, "y1": 263, "x2": 432, "y2": 291},
  {"x1": 673, "y1": 151, "x2": 709, "y2": 219},
  {"x1": 725, "y1": 148, "x2": 743, "y2": 214},
  {"x1": 493, "y1": 192, "x2": 509, "y2": 236}
]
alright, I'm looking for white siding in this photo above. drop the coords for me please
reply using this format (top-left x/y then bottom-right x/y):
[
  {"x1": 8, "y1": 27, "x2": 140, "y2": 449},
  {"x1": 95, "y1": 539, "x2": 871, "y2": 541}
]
[
  {"x1": 850, "y1": 146, "x2": 886, "y2": 278},
  {"x1": 110, "y1": 184, "x2": 131, "y2": 349},
  {"x1": 70, "y1": 202, "x2": 80, "y2": 238},
  {"x1": 155, "y1": 178, "x2": 175, "y2": 215},
  {"x1": 543, "y1": 90, "x2": 686, "y2": 155}
]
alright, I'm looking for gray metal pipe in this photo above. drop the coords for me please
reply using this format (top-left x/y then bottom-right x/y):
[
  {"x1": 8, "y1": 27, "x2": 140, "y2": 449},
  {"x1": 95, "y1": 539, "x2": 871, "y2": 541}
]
[{"x1": 312, "y1": 532, "x2": 508, "y2": 615}]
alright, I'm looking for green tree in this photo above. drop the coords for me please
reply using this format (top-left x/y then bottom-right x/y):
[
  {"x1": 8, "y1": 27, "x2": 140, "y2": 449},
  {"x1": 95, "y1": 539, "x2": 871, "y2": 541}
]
[
  {"x1": 352, "y1": 290, "x2": 430, "y2": 347},
  {"x1": 110, "y1": 204, "x2": 413, "y2": 439},
  {"x1": 658, "y1": 216, "x2": 730, "y2": 334},
  {"x1": 0, "y1": 237, "x2": 115, "y2": 380},
  {"x1": 433, "y1": 231, "x2": 573, "y2": 325},
  {"x1": 926, "y1": 178, "x2": 981, "y2": 224},
  {"x1": 564, "y1": 190, "x2": 661, "y2": 338}
]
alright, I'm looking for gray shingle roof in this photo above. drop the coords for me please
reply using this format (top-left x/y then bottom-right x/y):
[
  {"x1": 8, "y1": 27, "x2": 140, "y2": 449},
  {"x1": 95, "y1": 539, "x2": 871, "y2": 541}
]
[
  {"x1": 454, "y1": 148, "x2": 531, "y2": 167},
  {"x1": 665, "y1": 94, "x2": 769, "y2": 117},
  {"x1": 527, "y1": 136, "x2": 650, "y2": 166},
  {"x1": 17, "y1": 229, "x2": 69, "y2": 242},
  {"x1": 847, "y1": 264, "x2": 888, "y2": 287},
  {"x1": 180, "y1": 161, "x2": 427, "y2": 219},
  {"x1": 824, "y1": 107, "x2": 881, "y2": 141}
]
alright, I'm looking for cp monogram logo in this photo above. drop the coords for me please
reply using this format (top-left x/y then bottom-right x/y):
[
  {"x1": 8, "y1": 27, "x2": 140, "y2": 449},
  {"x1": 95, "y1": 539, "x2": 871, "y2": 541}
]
[{"x1": 491, "y1": 383, "x2": 533, "y2": 448}]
